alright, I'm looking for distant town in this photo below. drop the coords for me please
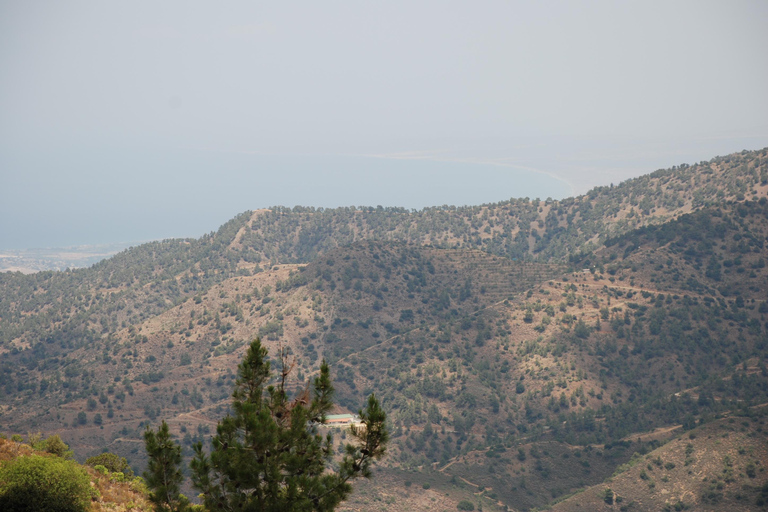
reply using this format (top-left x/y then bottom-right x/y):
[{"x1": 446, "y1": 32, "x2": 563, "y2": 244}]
[{"x1": 0, "y1": 242, "x2": 143, "y2": 274}]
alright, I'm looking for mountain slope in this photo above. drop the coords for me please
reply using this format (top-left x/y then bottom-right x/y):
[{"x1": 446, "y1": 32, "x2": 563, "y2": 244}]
[
  {"x1": 238, "y1": 148, "x2": 768, "y2": 262},
  {"x1": 549, "y1": 413, "x2": 768, "y2": 512},
  {"x1": 1, "y1": 148, "x2": 767, "y2": 511}
]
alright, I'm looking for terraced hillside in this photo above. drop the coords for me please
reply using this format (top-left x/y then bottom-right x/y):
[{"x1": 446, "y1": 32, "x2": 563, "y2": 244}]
[
  {"x1": 324, "y1": 204, "x2": 768, "y2": 509},
  {"x1": 296, "y1": 242, "x2": 565, "y2": 365},
  {"x1": 550, "y1": 413, "x2": 768, "y2": 511},
  {"x1": 1, "y1": 149, "x2": 768, "y2": 511}
]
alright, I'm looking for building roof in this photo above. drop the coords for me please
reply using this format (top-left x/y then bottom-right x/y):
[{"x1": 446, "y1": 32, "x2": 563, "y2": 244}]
[{"x1": 326, "y1": 414, "x2": 356, "y2": 420}]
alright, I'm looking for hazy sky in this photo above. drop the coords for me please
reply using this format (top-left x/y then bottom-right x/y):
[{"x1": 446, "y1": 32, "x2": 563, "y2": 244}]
[{"x1": 2, "y1": 1, "x2": 767, "y2": 249}]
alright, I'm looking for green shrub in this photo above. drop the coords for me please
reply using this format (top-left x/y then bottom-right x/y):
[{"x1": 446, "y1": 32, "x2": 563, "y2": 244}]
[
  {"x1": 0, "y1": 455, "x2": 96, "y2": 512},
  {"x1": 93, "y1": 465, "x2": 108, "y2": 475},
  {"x1": 41, "y1": 435, "x2": 73, "y2": 459},
  {"x1": 85, "y1": 452, "x2": 133, "y2": 477},
  {"x1": 129, "y1": 476, "x2": 149, "y2": 495},
  {"x1": 457, "y1": 500, "x2": 475, "y2": 511}
]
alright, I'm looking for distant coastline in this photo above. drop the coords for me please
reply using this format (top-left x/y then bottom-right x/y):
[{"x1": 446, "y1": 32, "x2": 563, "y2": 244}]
[{"x1": 0, "y1": 241, "x2": 146, "y2": 274}]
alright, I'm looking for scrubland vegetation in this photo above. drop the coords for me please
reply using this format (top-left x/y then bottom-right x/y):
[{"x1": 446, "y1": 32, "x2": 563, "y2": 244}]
[{"x1": 1, "y1": 148, "x2": 768, "y2": 511}]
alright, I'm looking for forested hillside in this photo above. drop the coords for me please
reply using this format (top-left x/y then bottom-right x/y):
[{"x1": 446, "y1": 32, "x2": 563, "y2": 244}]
[
  {"x1": 1, "y1": 148, "x2": 767, "y2": 511},
  {"x1": 239, "y1": 148, "x2": 767, "y2": 262}
]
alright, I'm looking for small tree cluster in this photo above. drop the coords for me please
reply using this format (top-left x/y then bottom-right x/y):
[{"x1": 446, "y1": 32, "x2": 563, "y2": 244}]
[
  {"x1": 144, "y1": 338, "x2": 387, "y2": 512},
  {"x1": 85, "y1": 452, "x2": 134, "y2": 477}
]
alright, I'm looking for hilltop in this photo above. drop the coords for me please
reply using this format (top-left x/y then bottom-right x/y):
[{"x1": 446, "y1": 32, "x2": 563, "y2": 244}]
[{"x1": 0, "y1": 147, "x2": 767, "y2": 511}]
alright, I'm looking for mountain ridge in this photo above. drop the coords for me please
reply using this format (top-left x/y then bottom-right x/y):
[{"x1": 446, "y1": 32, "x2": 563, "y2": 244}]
[{"x1": 1, "y1": 147, "x2": 767, "y2": 511}]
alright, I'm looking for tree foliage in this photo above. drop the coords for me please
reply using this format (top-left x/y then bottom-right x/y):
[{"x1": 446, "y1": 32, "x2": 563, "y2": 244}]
[
  {"x1": 143, "y1": 420, "x2": 188, "y2": 512},
  {"x1": 85, "y1": 452, "x2": 133, "y2": 477},
  {"x1": 0, "y1": 454, "x2": 95, "y2": 512},
  {"x1": 189, "y1": 338, "x2": 388, "y2": 511}
]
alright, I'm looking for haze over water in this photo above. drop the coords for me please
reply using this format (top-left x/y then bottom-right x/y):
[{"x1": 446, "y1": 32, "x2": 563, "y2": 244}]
[
  {"x1": 2, "y1": 1, "x2": 767, "y2": 249},
  {"x1": 0, "y1": 147, "x2": 570, "y2": 249}
]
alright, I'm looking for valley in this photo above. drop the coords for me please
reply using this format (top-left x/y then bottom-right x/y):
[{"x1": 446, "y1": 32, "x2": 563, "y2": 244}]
[{"x1": 1, "y1": 148, "x2": 767, "y2": 511}]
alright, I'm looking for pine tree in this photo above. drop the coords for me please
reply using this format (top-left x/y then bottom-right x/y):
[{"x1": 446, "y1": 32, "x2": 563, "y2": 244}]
[
  {"x1": 189, "y1": 338, "x2": 388, "y2": 511},
  {"x1": 143, "y1": 420, "x2": 188, "y2": 512}
]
